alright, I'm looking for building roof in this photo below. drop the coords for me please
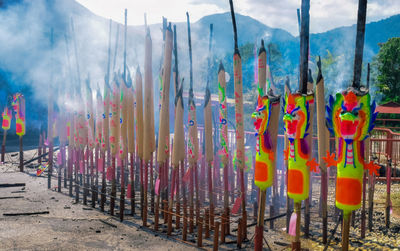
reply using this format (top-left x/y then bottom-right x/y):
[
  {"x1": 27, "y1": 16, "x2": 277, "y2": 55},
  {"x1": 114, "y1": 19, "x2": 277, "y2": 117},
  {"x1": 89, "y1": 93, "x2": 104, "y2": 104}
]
[{"x1": 376, "y1": 101, "x2": 400, "y2": 114}]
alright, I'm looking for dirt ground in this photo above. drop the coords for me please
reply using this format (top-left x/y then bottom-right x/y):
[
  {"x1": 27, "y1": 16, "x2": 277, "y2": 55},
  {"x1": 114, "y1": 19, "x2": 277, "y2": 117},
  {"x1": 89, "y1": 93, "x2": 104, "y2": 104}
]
[
  {"x1": 1, "y1": 149, "x2": 400, "y2": 250},
  {"x1": 0, "y1": 153, "x2": 197, "y2": 251}
]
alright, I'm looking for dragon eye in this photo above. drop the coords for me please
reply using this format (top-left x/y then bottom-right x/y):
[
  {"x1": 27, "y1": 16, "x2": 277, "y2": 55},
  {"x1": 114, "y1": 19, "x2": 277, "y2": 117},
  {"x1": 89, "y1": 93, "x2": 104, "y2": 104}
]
[{"x1": 353, "y1": 111, "x2": 358, "y2": 116}]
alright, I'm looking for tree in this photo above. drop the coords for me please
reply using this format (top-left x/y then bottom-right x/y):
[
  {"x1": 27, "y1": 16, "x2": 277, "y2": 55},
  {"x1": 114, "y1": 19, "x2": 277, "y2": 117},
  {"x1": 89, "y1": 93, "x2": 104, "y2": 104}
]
[{"x1": 374, "y1": 38, "x2": 400, "y2": 103}]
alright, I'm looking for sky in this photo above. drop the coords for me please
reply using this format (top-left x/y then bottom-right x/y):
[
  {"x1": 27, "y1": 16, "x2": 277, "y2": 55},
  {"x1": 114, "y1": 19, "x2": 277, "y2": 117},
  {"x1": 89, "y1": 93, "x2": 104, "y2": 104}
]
[{"x1": 76, "y1": 0, "x2": 400, "y2": 35}]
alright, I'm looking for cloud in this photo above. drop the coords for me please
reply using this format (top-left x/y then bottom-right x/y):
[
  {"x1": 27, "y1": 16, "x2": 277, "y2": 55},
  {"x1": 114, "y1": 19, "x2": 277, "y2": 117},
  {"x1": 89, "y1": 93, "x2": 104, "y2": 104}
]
[
  {"x1": 234, "y1": 0, "x2": 400, "y2": 35},
  {"x1": 77, "y1": 0, "x2": 226, "y2": 27},
  {"x1": 77, "y1": 0, "x2": 400, "y2": 35}
]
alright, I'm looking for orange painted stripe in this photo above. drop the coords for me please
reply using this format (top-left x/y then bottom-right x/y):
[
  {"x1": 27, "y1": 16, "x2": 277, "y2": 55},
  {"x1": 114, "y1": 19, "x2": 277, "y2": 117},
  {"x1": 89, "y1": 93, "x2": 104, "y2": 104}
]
[
  {"x1": 255, "y1": 161, "x2": 268, "y2": 182},
  {"x1": 336, "y1": 177, "x2": 361, "y2": 206},
  {"x1": 288, "y1": 169, "x2": 303, "y2": 194}
]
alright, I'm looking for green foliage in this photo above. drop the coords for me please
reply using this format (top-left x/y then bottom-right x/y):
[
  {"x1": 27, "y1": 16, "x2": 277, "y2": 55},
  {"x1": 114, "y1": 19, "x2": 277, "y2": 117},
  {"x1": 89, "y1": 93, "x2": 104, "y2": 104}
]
[{"x1": 374, "y1": 37, "x2": 400, "y2": 103}]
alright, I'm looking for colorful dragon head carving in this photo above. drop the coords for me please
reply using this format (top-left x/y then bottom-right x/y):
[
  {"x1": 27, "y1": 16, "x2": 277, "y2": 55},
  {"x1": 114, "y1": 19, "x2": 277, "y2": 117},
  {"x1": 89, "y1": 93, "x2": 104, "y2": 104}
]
[
  {"x1": 326, "y1": 88, "x2": 378, "y2": 212},
  {"x1": 327, "y1": 89, "x2": 376, "y2": 143},
  {"x1": 2, "y1": 107, "x2": 12, "y2": 130},
  {"x1": 252, "y1": 95, "x2": 275, "y2": 190},
  {"x1": 11, "y1": 93, "x2": 25, "y2": 136},
  {"x1": 282, "y1": 92, "x2": 315, "y2": 202},
  {"x1": 282, "y1": 93, "x2": 311, "y2": 141}
]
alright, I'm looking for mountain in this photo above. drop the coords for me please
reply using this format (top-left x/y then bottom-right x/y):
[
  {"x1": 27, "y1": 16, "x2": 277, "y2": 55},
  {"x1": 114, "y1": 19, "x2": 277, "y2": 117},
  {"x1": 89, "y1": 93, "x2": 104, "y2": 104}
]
[
  {"x1": 310, "y1": 14, "x2": 400, "y2": 64},
  {"x1": 0, "y1": 0, "x2": 399, "y2": 130}
]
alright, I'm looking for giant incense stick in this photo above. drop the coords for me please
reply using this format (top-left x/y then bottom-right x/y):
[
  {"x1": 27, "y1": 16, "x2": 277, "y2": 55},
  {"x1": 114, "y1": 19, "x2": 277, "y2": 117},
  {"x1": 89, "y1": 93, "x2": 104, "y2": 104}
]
[
  {"x1": 324, "y1": 0, "x2": 380, "y2": 250},
  {"x1": 85, "y1": 77, "x2": 95, "y2": 153},
  {"x1": 157, "y1": 22, "x2": 173, "y2": 231},
  {"x1": 101, "y1": 19, "x2": 112, "y2": 210},
  {"x1": 95, "y1": 86, "x2": 103, "y2": 204},
  {"x1": 252, "y1": 40, "x2": 281, "y2": 250},
  {"x1": 67, "y1": 88, "x2": 75, "y2": 197},
  {"x1": 120, "y1": 74, "x2": 130, "y2": 221},
  {"x1": 186, "y1": 12, "x2": 200, "y2": 233},
  {"x1": 126, "y1": 70, "x2": 136, "y2": 216},
  {"x1": 203, "y1": 23, "x2": 214, "y2": 230},
  {"x1": 156, "y1": 23, "x2": 172, "y2": 171},
  {"x1": 229, "y1": 0, "x2": 247, "y2": 239},
  {"x1": 48, "y1": 28, "x2": 55, "y2": 183},
  {"x1": 119, "y1": 9, "x2": 129, "y2": 221},
  {"x1": 218, "y1": 62, "x2": 229, "y2": 235},
  {"x1": 85, "y1": 77, "x2": 95, "y2": 207},
  {"x1": 118, "y1": 9, "x2": 129, "y2": 221},
  {"x1": 360, "y1": 62, "x2": 371, "y2": 238},
  {"x1": 170, "y1": 24, "x2": 185, "y2": 233},
  {"x1": 315, "y1": 56, "x2": 329, "y2": 244},
  {"x1": 143, "y1": 28, "x2": 156, "y2": 161},
  {"x1": 135, "y1": 67, "x2": 144, "y2": 217},
  {"x1": 258, "y1": 40, "x2": 266, "y2": 93},
  {"x1": 156, "y1": 17, "x2": 168, "y2": 218},
  {"x1": 143, "y1": 26, "x2": 155, "y2": 226},
  {"x1": 101, "y1": 75, "x2": 111, "y2": 211},
  {"x1": 58, "y1": 98, "x2": 68, "y2": 192},
  {"x1": 282, "y1": 1, "x2": 314, "y2": 250},
  {"x1": 77, "y1": 85, "x2": 88, "y2": 202},
  {"x1": 109, "y1": 74, "x2": 121, "y2": 215}
]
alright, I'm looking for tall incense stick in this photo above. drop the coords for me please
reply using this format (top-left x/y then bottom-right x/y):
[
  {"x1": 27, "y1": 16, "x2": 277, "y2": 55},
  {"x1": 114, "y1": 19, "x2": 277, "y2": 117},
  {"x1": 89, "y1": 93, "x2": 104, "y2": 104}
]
[
  {"x1": 186, "y1": 12, "x2": 199, "y2": 232},
  {"x1": 204, "y1": 24, "x2": 214, "y2": 230},
  {"x1": 229, "y1": 0, "x2": 247, "y2": 240}
]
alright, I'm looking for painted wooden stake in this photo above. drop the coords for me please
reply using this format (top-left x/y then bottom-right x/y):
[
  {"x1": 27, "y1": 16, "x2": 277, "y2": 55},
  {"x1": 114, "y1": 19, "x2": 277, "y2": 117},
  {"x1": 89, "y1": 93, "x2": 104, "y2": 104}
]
[
  {"x1": 342, "y1": 212, "x2": 351, "y2": 251},
  {"x1": 205, "y1": 209, "x2": 210, "y2": 238},
  {"x1": 176, "y1": 163, "x2": 181, "y2": 229},
  {"x1": 90, "y1": 148, "x2": 95, "y2": 207},
  {"x1": 386, "y1": 158, "x2": 391, "y2": 228},
  {"x1": 361, "y1": 171, "x2": 367, "y2": 238},
  {"x1": 75, "y1": 150, "x2": 80, "y2": 203},
  {"x1": 197, "y1": 216, "x2": 203, "y2": 247},
  {"x1": 1, "y1": 129, "x2": 6, "y2": 163},
  {"x1": 183, "y1": 202, "x2": 188, "y2": 241},
  {"x1": 68, "y1": 145, "x2": 73, "y2": 197},
  {"x1": 213, "y1": 221, "x2": 220, "y2": 251}
]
